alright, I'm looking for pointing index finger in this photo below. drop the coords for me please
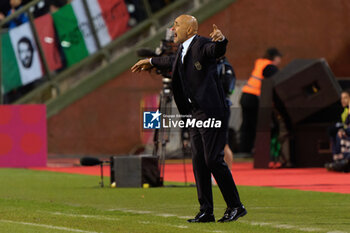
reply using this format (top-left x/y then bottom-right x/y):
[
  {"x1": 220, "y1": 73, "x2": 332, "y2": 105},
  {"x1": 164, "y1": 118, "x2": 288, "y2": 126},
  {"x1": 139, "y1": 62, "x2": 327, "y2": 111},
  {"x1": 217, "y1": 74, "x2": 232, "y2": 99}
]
[{"x1": 213, "y1": 24, "x2": 218, "y2": 31}]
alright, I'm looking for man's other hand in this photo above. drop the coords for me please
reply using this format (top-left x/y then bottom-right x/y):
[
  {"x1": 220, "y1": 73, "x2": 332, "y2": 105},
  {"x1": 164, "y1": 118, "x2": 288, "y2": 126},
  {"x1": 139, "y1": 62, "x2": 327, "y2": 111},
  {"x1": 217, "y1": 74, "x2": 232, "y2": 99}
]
[{"x1": 131, "y1": 59, "x2": 152, "y2": 73}]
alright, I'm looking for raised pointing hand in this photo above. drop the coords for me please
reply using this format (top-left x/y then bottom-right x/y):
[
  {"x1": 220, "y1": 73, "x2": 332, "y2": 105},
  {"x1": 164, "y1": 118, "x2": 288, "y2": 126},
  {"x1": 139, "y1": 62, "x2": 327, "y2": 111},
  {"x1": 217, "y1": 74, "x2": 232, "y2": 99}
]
[{"x1": 209, "y1": 24, "x2": 224, "y2": 42}]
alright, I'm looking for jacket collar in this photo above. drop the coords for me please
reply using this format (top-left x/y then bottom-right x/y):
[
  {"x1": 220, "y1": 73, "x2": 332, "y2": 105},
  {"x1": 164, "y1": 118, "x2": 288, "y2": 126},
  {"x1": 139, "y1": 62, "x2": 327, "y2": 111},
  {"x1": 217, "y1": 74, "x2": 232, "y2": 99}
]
[
  {"x1": 182, "y1": 35, "x2": 196, "y2": 53},
  {"x1": 181, "y1": 34, "x2": 198, "y2": 62},
  {"x1": 172, "y1": 35, "x2": 198, "y2": 74}
]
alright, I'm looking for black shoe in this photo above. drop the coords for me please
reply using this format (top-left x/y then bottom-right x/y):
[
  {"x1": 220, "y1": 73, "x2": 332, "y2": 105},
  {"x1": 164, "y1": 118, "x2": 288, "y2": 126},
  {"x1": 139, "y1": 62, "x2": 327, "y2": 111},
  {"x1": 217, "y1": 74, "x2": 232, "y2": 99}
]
[
  {"x1": 187, "y1": 211, "x2": 215, "y2": 223},
  {"x1": 218, "y1": 205, "x2": 247, "y2": 222}
]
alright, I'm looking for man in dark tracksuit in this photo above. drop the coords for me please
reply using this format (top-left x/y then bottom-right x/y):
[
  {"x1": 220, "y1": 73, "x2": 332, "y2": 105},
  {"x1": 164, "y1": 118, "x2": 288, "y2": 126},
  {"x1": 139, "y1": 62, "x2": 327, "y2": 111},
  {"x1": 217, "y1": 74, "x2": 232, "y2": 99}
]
[{"x1": 131, "y1": 15, "x2": 246, "y2": 223}]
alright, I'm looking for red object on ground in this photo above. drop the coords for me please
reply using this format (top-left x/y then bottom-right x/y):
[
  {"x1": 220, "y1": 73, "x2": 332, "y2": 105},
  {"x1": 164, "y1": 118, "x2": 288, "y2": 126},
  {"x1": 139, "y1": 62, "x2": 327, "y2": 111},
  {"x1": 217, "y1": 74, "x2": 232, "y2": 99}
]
[{"x1": 31, "y1": 162, "x2": 350, "y2": 194}]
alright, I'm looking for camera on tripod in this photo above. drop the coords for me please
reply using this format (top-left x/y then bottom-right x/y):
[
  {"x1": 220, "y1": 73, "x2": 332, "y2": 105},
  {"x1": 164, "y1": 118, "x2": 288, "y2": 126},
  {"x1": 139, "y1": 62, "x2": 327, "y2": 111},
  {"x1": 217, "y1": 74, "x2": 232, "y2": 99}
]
[{"x1": 136, "y1": 29, "x2": 177, "y2": 90}]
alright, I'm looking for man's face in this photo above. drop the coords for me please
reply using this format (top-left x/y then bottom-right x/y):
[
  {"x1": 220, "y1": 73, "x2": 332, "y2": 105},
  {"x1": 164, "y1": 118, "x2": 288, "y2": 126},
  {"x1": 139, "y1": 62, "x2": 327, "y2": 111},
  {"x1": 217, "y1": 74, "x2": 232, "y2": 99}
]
[
  {"x1": 10, "y1": 0, "x2": 21, "y2": 8},
  {"x1": 341, "y1": 92, "x2": 350, "y2": 108},
  {"x1": 171, "y1": 17, "x2": 189, "y2": 44},
  {"x1": 272, "y1": 56, "x2": 282, "y2": 66},
  {"x1": 18, "y1": 41, "x2": 33, "y2": 68}
]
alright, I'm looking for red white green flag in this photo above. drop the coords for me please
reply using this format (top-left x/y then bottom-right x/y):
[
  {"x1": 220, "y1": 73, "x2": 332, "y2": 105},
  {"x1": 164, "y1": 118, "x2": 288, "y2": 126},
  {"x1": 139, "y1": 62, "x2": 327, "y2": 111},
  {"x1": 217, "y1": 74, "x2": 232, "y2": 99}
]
[{"x1": 52, "y1": 0, "x2": 129, "y2": 67}]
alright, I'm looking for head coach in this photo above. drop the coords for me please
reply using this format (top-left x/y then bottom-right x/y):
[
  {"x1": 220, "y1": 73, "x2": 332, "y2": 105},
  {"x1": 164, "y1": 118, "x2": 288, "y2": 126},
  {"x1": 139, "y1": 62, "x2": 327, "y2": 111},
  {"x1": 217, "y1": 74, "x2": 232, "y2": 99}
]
[{"x1": 131, "y1": 14, "x2": 246, "y2": 223}]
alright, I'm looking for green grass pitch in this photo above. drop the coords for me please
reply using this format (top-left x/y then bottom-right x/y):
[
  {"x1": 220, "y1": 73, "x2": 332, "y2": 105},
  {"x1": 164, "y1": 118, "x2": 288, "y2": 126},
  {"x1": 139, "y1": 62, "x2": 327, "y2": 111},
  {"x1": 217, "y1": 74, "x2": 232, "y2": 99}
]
[{"x1": 0, "y1": 168, "x2": 349, "y2": 233}]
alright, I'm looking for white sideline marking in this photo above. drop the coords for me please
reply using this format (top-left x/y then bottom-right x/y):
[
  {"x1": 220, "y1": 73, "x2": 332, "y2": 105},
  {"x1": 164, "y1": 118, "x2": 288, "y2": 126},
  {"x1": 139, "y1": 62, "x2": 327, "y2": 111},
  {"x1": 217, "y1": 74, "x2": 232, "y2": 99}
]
[
  {"x1": 39, "y1": 208, "x2": 348, "y2": 233},
  {"x1": 248, "y1": 207, "x2": 274, "y2": 210},
  {"x1": 177, "y1": 215, "x2": 193, "y2": 219},
  {"x1": 109, "y1": 209, "x2": 152, "y2": 214},
  {"x1": 154, "y1": 213, "x2": 177, "y2": 217},
  {"x1": 161, "y1": 223, "x2": 189, "y2": 229},
  {"x1": 0, "y1": 219, "x2": 99, "y2": 233},
  {"x1": 242, "y1": 220, "x2": 322, "y2": 232},
  {"x1": 109, "y1": 208, "x2": 345, "y2": 233},
  {"x1": 137, "y1": 220, "x2": 189, "y2": 230},
  {"x1": 45, "y1": 211, "x2": 119, "y2": 221},
  {"x1": 273, "y1": 224, "x2": 295, "y2": 229},
  {"x1": 299, "y1": 227, "x2": 324, "y2": 232},
  {"x1": 176, "y1": 225, "x2": 189, "y2": 229},
  {"x1": 249, "y1": 221, "x2": 271, "y2": 226},
  {"x1": 138, "y1": 221, "x2": 150, "y2": 224},
  {"x1": 107, "y1": 208, "x2": 182, "y2": 218},
  {"x1": 327, "y1": 231, "x2": 348, "y2": 233}
]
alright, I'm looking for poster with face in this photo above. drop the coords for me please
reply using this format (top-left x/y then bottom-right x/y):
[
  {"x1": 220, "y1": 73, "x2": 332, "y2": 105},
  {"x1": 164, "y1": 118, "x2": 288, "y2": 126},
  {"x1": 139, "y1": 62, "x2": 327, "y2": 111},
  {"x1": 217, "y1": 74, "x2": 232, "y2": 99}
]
[
  {"x1": 17, "y1": 37, "x2": 34, "y2": 68},
  {"x1": 9, "y1": 22, "x2": 43, "y2": 85}
]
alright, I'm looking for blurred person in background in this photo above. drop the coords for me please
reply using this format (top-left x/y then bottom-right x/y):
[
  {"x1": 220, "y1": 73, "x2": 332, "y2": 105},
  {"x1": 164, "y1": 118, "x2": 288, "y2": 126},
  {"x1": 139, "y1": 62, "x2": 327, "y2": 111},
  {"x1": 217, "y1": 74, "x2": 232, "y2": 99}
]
[
  {"x1": 124, "y1": 0, "x2": 147, "y2": 27},
  {"x1": 0, "y1": 12, "x2": 5, "y2": 22},
  {"x1": 149, "y1": 0, "x2": 174, "y2": 13},
  {"x1": 330, "y1": 90, "x2": 350, "y2": 161},
  {"x1": 48, "y1": 0, "x2": 67, "y2": 13},
  {"x1": 0, "y1": 0, "x2": 10, "y2": 19},
  {"x1": 6, "y1": 0, "x2": 29, "y2": 29},
  {"x1": 326, "y1": 94, "x2": 350, "y2": 172},
  {"x1": 0, "y1": 0, "x2": 9, "y2": 24},
  {"x1": 239, "y1": 47, "x2": 282, "y2": 156},
  {"x1": 32, "y1": 0, "x2": 67, "y2": 16}
]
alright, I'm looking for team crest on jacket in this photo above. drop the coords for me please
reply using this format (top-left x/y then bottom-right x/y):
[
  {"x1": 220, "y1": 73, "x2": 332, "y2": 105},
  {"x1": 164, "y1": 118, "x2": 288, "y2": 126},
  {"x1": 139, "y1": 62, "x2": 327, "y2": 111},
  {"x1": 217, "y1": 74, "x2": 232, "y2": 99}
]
[{"x1": 194, "y1": 61, "x2": 202, "y2": 70}]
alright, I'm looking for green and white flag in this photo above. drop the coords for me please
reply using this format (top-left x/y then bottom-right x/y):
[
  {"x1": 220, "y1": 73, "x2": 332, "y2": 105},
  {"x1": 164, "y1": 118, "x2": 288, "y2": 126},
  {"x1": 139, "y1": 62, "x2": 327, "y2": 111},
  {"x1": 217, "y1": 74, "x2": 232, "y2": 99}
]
[{"x1": 1, "y1": 23, "x2": 43, "y2": 94}]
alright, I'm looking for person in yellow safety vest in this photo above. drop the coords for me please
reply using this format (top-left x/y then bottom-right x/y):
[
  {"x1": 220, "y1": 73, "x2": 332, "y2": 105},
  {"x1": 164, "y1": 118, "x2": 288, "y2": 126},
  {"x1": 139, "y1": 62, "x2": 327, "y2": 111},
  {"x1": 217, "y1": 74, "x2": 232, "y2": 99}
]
[
  {"x1": 329, "y1": 90, "x2": 350, "y2": 160},
  {"x1": 239, "y1": 48, "x2": 282, "y2": 155}
]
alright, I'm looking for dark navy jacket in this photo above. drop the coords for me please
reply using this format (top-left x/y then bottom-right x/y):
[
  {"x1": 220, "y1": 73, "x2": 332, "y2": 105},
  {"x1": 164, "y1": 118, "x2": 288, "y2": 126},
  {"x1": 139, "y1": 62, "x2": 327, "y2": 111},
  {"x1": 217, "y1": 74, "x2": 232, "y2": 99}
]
[{"x1": 152, "y1": 35, "x2": 228, "y2": 118}]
